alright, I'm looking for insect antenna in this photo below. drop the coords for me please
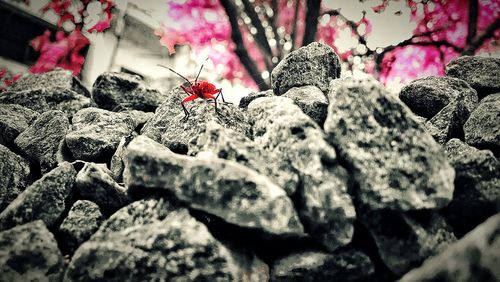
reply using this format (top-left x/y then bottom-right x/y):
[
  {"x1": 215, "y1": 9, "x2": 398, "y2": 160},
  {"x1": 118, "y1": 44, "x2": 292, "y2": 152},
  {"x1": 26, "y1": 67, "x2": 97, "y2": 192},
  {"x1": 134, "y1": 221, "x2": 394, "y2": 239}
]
[
  {"x1": 157, "y1": 64, "x2": 192, "y2": 87},
  {"x1": 195, "y1": 57, "x2": 209, "y2": 84}
]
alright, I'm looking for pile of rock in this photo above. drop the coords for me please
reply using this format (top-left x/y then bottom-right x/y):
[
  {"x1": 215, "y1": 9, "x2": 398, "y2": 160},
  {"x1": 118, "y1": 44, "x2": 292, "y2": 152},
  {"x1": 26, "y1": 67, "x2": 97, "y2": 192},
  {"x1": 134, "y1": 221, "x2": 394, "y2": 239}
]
[{"x1": 0, "y1": 44, "x2": 498, "y2": 281}]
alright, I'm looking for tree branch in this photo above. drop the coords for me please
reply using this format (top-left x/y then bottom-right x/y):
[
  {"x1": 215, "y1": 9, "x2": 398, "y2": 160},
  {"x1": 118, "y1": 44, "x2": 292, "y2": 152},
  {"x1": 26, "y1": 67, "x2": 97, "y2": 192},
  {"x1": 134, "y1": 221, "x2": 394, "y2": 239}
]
[
  {"x1": 241, "y1": 0, "x2": 273, "y2": 58},
  {"x1": 463, "y1": 18, "x2": 500, "y2": 55},
  {"x1": 301, "y1": 0, "x2": 321, "y2": 46},
  {"x1": 324, "y1": 9, "x2": 367, "y2": 47},
  {"x1": 466, "y1": 0, "x2": 478, "y2": 45},
  {"x1": 219, "y1": 0, "x2": 269, "y2": 90},
  {"x1": 269, "y1": 0, "x2": 283, "y2": 60},
  {"x1": 290, "y1": 0, "x2": 301, "y2": 51}
]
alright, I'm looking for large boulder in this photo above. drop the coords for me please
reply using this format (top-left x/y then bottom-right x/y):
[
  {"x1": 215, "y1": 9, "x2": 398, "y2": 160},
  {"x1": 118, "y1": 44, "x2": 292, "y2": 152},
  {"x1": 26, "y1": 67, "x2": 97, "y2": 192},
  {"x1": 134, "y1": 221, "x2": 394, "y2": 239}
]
[
  {"x1": 360, "y1": 209, "x2": 456, "y2": 276},
  {"x1": 464, "y1": 93, "x2": 500, "y2": 155},
  {"x1": 0, "y1": 104, "x2": 39, "y2": 146},
  {"x1": 124, "y1": 135, "x2": 304, "y2": 237},
  {"x1": 282, "y1": 85, "x2": 329, "y2": 126},
  {"x1": 443, "y1": 139, "x2": 500, "y2": 237},
  {"x1": 399, "y1": 76, "x2": 476, "y2": 118},
  {"x1": 445, "y1": 56, "x2": 500, "y2": 98},
  {"x1": 65, "y1": 107, "x2": 136, "y2": 162},
  {"x1": 0, "y1": 220, "x2": 65, "y2": 282},
  {"x1": 65, "y1": 207, "x2": 269, "y2": 281},
  {"x1": 75, "y1": 162, "x2": 130, "y2": 216},
  {"x1": 91, "y1": 72, "x2": 165, "y2": 112},
  {"x1": 400, "y1": 213, "x2": 500, "y2": 282},
  {"x1": 324, "y1": 77, "x2": 455, "y2": 211},
  {"x1": 271, "y1": 42, "x2": 341, "y2": 95},
  {"x1": 0, "y1": 162, "x2": 76, "y2": 231},
  {"x1": 270, "y1": 247, "x2": 374, "y2": 281},
  {"x1": 0, "y1": 145, "x2": 30, "y2": 212},
  {"x1": 142, "y1": 87, "x2": 250, "y2": 154},
  {"x1": 7, "y1": 68, "x2": 90, "y2": 97},
  {"x1": 247, "y1": 96, "x2": 355, "y2": 251},
  {"x1": 14, "y1": 110, "x2": 70, "y2": 173},
  {"x1": 58, "y1": 200, "x2": 104, "y2": 254}
]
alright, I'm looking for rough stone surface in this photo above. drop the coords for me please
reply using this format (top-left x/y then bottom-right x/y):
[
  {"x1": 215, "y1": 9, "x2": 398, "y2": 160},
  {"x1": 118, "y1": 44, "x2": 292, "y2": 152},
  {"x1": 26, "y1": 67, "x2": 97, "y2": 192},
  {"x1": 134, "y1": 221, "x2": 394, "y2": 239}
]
[
  {"x1": 125, "y1": 109, "x2": 154, "y2": 130},
  {"x1": 0, "y1": 104, "x2": 39, "y2": 146},
  {"x1": 0, "y1": 145, "x2": 30, "y2": 212},
  {"x1": 399, "y1": 76, "x2": 476, "y2": 118},
  {"x1": 14, "y1": 110, "x2": 70, "y2": 173},
  {"x1": 59, "y1": 200, "x2": 104, "y2": 254},
  {"x1": 0, "y1": 162, "x2": 76, "y2": 231},
  {"x1": 91, "y1": 72, "x2": 165, "y2": 112},
  {"x1": 425, "y1": 87, "x2": 478, "y2": 145},
  {"x1": 271, "y1": 248, "x2": 374, "y2": 282},
  {"x1": 66, "y1": 107, "x2": 136, "y2": 162},
  {"x1": 142, "y1": 87, "x2": 250, "y2": 153},
  {"x1": 361, "y1": 209, "x2": 456, "y2": 276},
  {"x1": 400, "y1": 213, "x2": 500, "y2": 282},
  {"x1": 443, "y1": 139, "x2": 500, "y2": 237},
  {"x1": 239, "y1": 89, "x2": 273, "y2": 109},
  {"x1": 75, "y1": 162, "x2": 130, "y2": 216},
  {"x1": 464, "y1": 93, "x2": 500, "y2": 155},
  {"x1": 271, "y1": 42, "x2": 341, "y2": 95},
  {"x1": 247, "y1": 96, "x2": 355, "y2": 251},
  {"x1": 0, "y1": 220, "x2": 64, "y2": 282},
  {"x1": 282, "y1": 85, "x2": 329, "y2": 126},
  {"x1": 189, "y1": 122, "x2": 299, "y2": 196},
  {"x1": 65, "y1": 208, "x2": 269, "y2": 281},
  {"x1": 445, "y1": 56, "x2": 500, "y2": 98},
  {"x1": 0, "y1": 86, "x2": 93, "y2": 118},
  {"x1": 324, "y1": 77, "x2": 455, "y2": 211},
  {"x1": 110, "y1": 134, "x2": 136, "y2": 183},
  {"x1": 7, "y1": 68, "x2": 90, "y2": 97},
  {"x1": 125, "y1": 135, "x2": 304, "y2": 237}
]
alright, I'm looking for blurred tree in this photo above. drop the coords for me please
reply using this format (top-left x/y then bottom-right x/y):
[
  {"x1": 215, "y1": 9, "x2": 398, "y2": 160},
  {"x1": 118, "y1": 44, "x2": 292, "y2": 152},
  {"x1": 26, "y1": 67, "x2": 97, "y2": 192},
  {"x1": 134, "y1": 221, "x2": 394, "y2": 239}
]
[{"x1": 157, "y1": 0, "x2": 499, "y2": 91}]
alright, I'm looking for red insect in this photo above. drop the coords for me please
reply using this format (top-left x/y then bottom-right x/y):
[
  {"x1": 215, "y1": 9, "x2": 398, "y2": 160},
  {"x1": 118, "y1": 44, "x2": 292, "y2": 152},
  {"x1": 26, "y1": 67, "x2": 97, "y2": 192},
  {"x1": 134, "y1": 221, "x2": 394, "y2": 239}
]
[{"x1": 158, "y1": 61, "x2": 226, "y2": 118}]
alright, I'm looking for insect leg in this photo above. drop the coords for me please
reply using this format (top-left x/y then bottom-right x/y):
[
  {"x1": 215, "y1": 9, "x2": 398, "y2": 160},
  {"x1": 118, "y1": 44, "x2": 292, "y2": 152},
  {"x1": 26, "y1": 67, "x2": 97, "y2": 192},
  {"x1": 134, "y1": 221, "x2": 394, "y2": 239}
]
[{"x1": 181, "y1": 94, "x2": 199, "y2": 119}]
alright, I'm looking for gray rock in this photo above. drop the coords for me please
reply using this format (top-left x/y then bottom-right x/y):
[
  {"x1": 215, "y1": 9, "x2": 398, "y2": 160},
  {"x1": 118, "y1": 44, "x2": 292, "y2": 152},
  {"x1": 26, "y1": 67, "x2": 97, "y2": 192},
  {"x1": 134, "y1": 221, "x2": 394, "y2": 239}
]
[
  {"x1": 65, "y1": 208, "x2": 269, "y2": 281},
  {"x1": 125, "y1": 109, "x2": 154, "y2": 129},
  {"x1": 0, "y1": 87, "x2": 94, "y2": 118},
  {"x1": 59, "y1": 200, "x2": 104, "y2": 254},
  {"x1": 247, "y1": 96, "x2": 355, "y2": 251},
  {"x1": 0, "y1": 220, "x2": 64, "y2": 282},
  {"x1": 324, "y1": 77, "x2": 455, "y2": 211},
  {"x1": 0, "y1": 162, "x2": 76, "y2": 231},
  {"x1": 142, "y1": 87, "x2": 250, "y2": 153},
  {"x1": 188, "y1": 122, "x2": 299, "y2": 196},
  {"x1": 271, "y1": 42, "x2": 341, "y2": 95},
  {"x1": 443, "y1": 139, "x2": 500, "y2": 237},
  {"x1": 282, "y1": 85, "x2": 329, "y2": 126},
  {"x1": 239, "y1": 89, "x2": 273, "y2": 109},
  {"x1": 66, "y1": 107, "x2": 136, "y2": 162},
  {"x1": 94, "y1": 197, "x2": 177, "y2": 236},
  {"x1": 361, "y1": 210, "x2": 456, "y2": 276},
  {"x1": 445, "y1": 56, "x2": 500, "y2": 98},
  {"x1": 14, "y1": 110, "x2": 70, "y2": 173},
  {"x1": 464, "y1": 93, "x2": 500, "y2": 155},
  {"x1": 124, "y1": 135, "x2": 304, "y2": 237},
  {"x1": 399, "y1": 76, "x2": 476, "y2": 118},
  {"x1": 7, "y1": 68, "x2": 90, "y2": 97},
  {"x1": 109, "y1": 134, "x2": 136, "y2": 183},
  {"x1": 75, "y1": 162, "x2": 130, "y2": 216},
  {"x1": 91, "y1": 72, "x2": 165, "y2": 112},
  {"x1": 425, "y1": 84, "x2": 478, "y2": 144},
  {"x1": 0, "y1": 104, "x2": 39, "y2": 146},
  {"x1": 271, "y1": 248, "x2": 374, "y2": 282},
  {"x1": 400, "y1": 213, "x2": 500, "y2": 282},
  {"x1": 0, "y1": 145, "x2": 30, "y2": 212}
]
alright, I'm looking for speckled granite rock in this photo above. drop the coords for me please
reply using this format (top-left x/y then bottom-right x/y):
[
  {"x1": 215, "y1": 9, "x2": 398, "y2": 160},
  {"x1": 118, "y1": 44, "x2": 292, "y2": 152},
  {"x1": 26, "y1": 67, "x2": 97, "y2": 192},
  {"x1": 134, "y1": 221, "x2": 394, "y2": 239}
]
[
  {"x1": 324, "y1": 77, "x2": 455, "y2": 211},
  {"x1": 0, "y1": 104, "x2": 39, "y2": 146},
  {"x1": 0, "y1": 145, "x2": 30, "y2": 212},
  {"x1": 282, "y1": 85, "x2": 329, "y2": 126},
  {"x1": 464, "y1": 93, "x2": 500, "y2": 155},
  {"x1": 271, "y1": 42, "x2": 341, "y2": 95},
  {"x1": 238, "y1": 89, "x2": 273, "y2": 109}
]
